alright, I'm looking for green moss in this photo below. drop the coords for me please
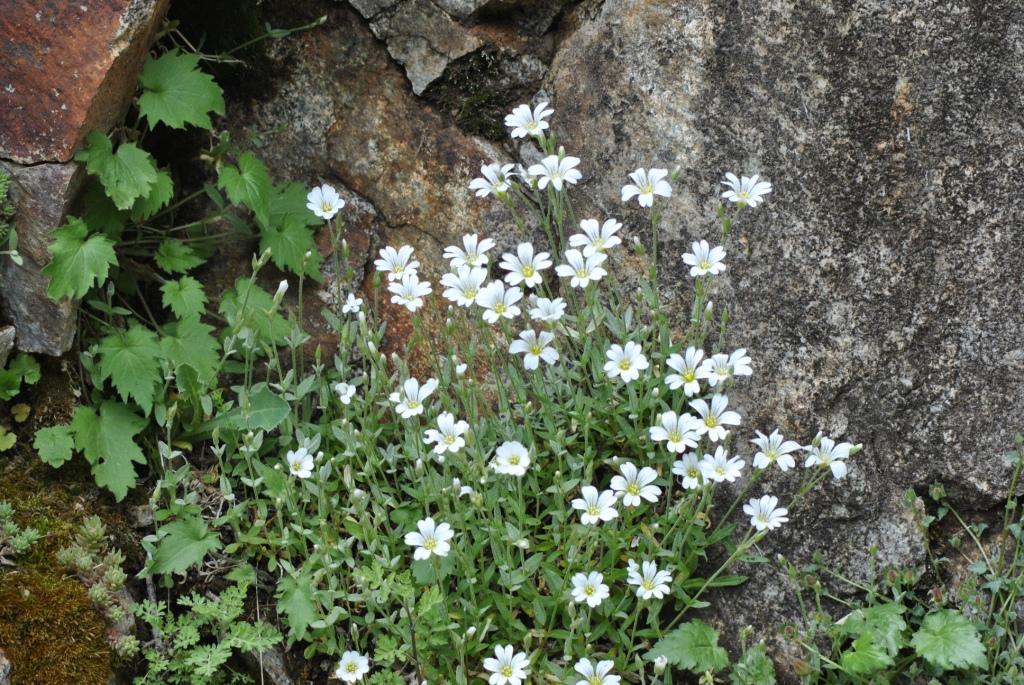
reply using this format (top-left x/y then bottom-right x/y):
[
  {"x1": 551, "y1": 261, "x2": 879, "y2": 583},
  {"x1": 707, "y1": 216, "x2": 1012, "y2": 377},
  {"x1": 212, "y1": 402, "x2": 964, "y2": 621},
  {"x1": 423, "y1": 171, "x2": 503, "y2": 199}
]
[{"x1": 0, "y1": 570, "x2": 111, "y2": 684}]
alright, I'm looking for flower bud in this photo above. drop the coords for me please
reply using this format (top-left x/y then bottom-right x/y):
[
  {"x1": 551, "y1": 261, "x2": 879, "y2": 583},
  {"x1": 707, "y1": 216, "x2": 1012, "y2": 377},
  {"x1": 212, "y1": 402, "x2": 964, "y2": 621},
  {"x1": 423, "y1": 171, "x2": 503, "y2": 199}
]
[{"x1": 653, "y1": 655, "x2": 668, "y2": 674}]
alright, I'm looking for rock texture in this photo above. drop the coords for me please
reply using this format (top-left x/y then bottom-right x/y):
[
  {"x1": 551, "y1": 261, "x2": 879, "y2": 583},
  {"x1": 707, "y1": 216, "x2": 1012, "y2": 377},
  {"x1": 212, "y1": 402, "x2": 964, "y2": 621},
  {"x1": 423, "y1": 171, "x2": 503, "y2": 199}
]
[
  {"x1": 0, "y1": 0, "x2": 169, "y2": 355},
  {"x1": 229, "y1": 0, "x2": 1023, "y2": 673}
]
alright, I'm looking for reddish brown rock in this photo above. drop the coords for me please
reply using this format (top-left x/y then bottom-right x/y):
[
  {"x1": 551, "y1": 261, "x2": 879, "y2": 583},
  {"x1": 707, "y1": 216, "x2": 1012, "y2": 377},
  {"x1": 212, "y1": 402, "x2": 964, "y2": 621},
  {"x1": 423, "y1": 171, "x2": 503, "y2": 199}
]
[{"x1": 0, "y1": 0, "x2": 170, "y2": 164}]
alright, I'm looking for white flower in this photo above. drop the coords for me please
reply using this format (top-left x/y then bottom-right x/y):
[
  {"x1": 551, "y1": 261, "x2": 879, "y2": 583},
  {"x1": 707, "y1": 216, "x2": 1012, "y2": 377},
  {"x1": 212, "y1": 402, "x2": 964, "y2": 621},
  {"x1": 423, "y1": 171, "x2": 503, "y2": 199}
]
[
  {"x1": 275, "y1": 279, "x2": 289, "y2": 299},
  {"x1": 626, "y1": 559, "x2": 672, "y2": 600},
  {"x1": 334, "y1": 382, "x2": 357, "y2": 405},
  {"x1": 342, "y1": 293, "x2": 363, "y2": 314},
  {"x1": 388, "y1": 272, "x2": 431, "y2": 312},
  {"x1": 491, "y1": 440, "x2": 531, "y2": 477},
  {"x1": 672, "y1": 454, "x2": 704, "y2": 490},
  {"x1": 698, "y1": 349, "x2": 752, "y2": 387},
  {"x1": 528, "y1": 155, "x2": 582, "y2": 191},
  {"x1": 499, "y1": 243, "x2": 552, "y2": 288},
  {"x1": 444, "y1": 233, "x2": 496, "y2": 269},
  {"x1": 334, "y1": 651, "x2": 370, "y2": 683},
  {"x1": 649, "y1": 411, "x2": 701, "y2": 454},
  {"x1": 744, "y1": 495, "x2": 789, "y2": 531},
  {"x1": 424, "y1": 412, "x2": 469, "y2": 455},
  {"x1": 528, "y1": 295, "x2": 566, "y2": 322},
  {"x1": 509, "y1": 329, "x2": 558, "y2": 370},
  {"x1": 476, "y1": 281, "x2": 523, "y2": 323},
  {"x1": 689, "y1": 394, "x2": 742, "y2": 442},
  {"x1": 483, "y1": 645, "x2": 530, "y2": 685},
  {"x1": 404, "y1": 517, "x2": 454, "y2": 560},
  {"x1": 621, "y1": 168, "x2": 672, "y2": 207},
  {"x1": 682, "y1": 240, "x2": 727, "y2": 277},
  {"x1": 469, "y1": 163, "x2": 515, "y2": 197},
  {"x1": 573, "y1": 658, "x2": 620, "y2": 685},
  {"x1": 568, "y1": 218, "x2": 622, "y2": 256},
  {"x1": 555, "y1": 249, "x2": 607, "y2": 289},
  {"x1": 306, "y1": 184, "x2": 345, "y2": 220},
  {"x1": 603, "y1": 342, "x2": 649, "y2": 384},
  {"x1": 721, "y1": 172, "x2": 772, "y2": 207},
  {"x1": 505, "y1": 101, "x2": 553, "y2": 138},
  {"x1": 375, "y1": 245, "x2": 419, "y2": 281},
  {"x1": 285, "y1": 447, "x2": 314, "y2": 479},
  {"x1": 699, "y1": 446, "x2": 745, "y2": 483},
  {"x1": 665, "y1": 347, "x2": 705, "y2": 396},
  {"x1": 441, "y1": 266, "x2": 488, "y2": 307},
  {"x1": 751, "y1": 429, "x2": 801, "y2": 471},
  {"x1": 389, "y1": 377, "x2": 439, "y2": 418},
  {"x1": 803, "y1": 436, "x2": 854, "y2": 479},
  {"x1": 571, "y1": 486, "x2": 618, "y2": 525},
  {"x1": 610, "y1": 462, "x2": 661, "y2": 507},
  {"x1": 570, "y1": 572, "x2": 610, "y2": 608}
]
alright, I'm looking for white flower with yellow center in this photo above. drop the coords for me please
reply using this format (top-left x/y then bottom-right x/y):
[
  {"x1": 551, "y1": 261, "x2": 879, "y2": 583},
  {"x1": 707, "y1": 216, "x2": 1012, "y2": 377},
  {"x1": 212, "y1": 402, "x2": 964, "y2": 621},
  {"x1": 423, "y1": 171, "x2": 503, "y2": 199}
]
[
  {"x1": 699, "y1": 446, "x2": 745, "y2": 483},
  {"x1": 569, "y1": 218, "x2": 622, "y2": 256},
  {"x1": 570, "y1": 572, "x2": 610, "y2": 608},
  {"x1": 626, "y1": 559, "x2": 672, "y2": 600},
  {"x1": 744, "y1": 495, "x2": 789, "y2": 531},
  {"x1": 682, "y1": 240, "x2": 727, "y2": 277},
  {"x1": 404, "y1": 517, "x2": 454, "y2": 560},
  {"x1": 444, "y1": 233, "x2": 495, "y2": 269},
  {"x1": 621, "y1": 168, "x2": 672, "y2": 207},
  {"x1": 555, "y1": 249, "x2": 607, "y2": 289},
  {"x1": 721, "y1": 172, "x2": 772, "y2": 207},
  {"x1": 803, "y1": 435, "x2": 855, "y2": 479},
  {"x1": 509, "y1": 329, "x2": 558, "y2": 370},
  {"x1": 665, "y1": 347, "x2": 705, "y2": 396},
  {"x1": 469, "y1": 163, "x2": 515, "y2": 197},
  {"x1": 649, "y1": 410, "x2": 701, "y2": 454},
  {"x1": 389, "y1": 377, "x2": 438, "y2": 419},
  {"x1": 491, "y1": 440, "x2": 531, "y2": 477},
  {"x1": 500, "y1": 242, "x2": 552, "y2": 288},
  {"x1": 573, "y1": 658, "x2": 620, "y2": 685},
  {"x1": 306, "y1": 183, "x2": 345, "y2": 220},
  {"x1": 284, "y1": 447, "x2": 314, "y2": 479},
  {"x1": 603, "y1": 341, "x2": 649, "y2": 384},
  {"x1": 374, "y1": 245, "x2": 419, "y2": 281},
  {"x1": 528, "y1": 154, "x2": 582, "y2": 191},
  {"x1": 751, "y1": 429, "x2": 801, "y2": 471},
  {"x1": 609, "y1": 461, "x2": 661, "y2": 507},
  {"x1": 571, "y1": 486, "x2": 618, "y2": 525},
  {"x1": 423, "y1": 412, "x2": 469, "y2": 455},
  {"x1": 688, "y1": 394, "x2": 741, "y2": 442},
  {"x1": 672, "y1": 454, "x2": 704, "y2": 490},
  {"x1": 334, "y1": 651, "x2": 370, "y2": 683},
  {"x1": 388, "y1": 272, "x2": 431, "y2": 312},
  {"x1": 441, "y1": 266, "x2": 488, "y2": 307},
  {"x1": 698, "y1": 349, "x2": 752, "y2": 387},
  {"x1": 505, "y1": 101, "x2": 553, "y2": 139},
  {"x1": 483, "y1": 644, "x2": 530, "y2": 685},
  {"x1": 528, "y1": 295, "x2": 566, "y2": 322},
  {"x1": 476, "y1": 280, "x2": 522, "y2": 323}
]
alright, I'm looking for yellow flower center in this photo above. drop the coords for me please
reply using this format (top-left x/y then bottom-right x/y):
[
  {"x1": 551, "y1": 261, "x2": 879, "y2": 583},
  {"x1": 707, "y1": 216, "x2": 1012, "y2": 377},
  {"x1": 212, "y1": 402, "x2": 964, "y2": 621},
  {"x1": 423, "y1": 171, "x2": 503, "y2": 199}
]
[
  {"x1": 465, "y1": 287, "x2": 478, "y2": 298},
  {"x1": 443, "y1": 435, "x2": 456, "y2": 444},
  {"x1": 583, "y1": 584, "x2": 595, "y2": 596},
  {"x1": 290, "y1": 461, "x2": 302, "y2": 472},
  {"x1": 321, "y1": 202, "x2": 333, "y2": 213},
  {"x1": 704, "y1": 416, "x2": 718, "y2": 428},
  {"x1": 669, "y1": 431, "x2": 682, "y2": 443},
  {"x1": 688, "y1": 468, "x2": 700, "y2": 479},
  {"x1": 407, "y1": 399, "x2": 420, "y2": 409},
  {"x1": 699, "y1": 260, "x2": 711, "y2": 270},
  {"x1": 494, "y1": 303, "x2": 507, "y2": 314},
  {"x1": 530, "y1": 345, "x2": 542, "y2": 355},
  {"x1": 423, "y1": 538, "x2": 436, "y2": 551},
  {"x1": 627, "y1": 483, "x2": 641, "y2": 496},
  {"x1": 590, "y1": 677, "x2": 603, "y2": 685},
  {"x1": 587, "y1": 505, "x2": 600, "y2": 517},
  {"x1": 683, "y1": 370, "x2": 696, "y2": 382},
  {"x1": 576, "y1": 268, "x2": 588, "y2": 278},
  {"x1": 345, "y1": 663, "x2": 357, "y2": 673},
  {"x1": 501, "y1": 665, "x2": 514, "y2": 677},
  {"x1": 508, "y1": 455, "x2": 520, "y2": 466},
  {"x1": 618, "y1": 359, "x2": 631, "y2": 371},
  {"x1": 642, "y1": 579, "x2": 655, "y2": 591},
  {"x1": 522, "y1": 265, "x2": 535, "y2": 277}
]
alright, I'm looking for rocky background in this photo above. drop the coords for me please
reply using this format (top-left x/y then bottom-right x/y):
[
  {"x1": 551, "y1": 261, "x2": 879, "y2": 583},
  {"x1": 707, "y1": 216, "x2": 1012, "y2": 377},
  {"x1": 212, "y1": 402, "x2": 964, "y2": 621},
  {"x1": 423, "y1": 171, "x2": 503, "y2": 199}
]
[{"x1": 1, "y1": 0, "x2": 1023, "y2": 681}]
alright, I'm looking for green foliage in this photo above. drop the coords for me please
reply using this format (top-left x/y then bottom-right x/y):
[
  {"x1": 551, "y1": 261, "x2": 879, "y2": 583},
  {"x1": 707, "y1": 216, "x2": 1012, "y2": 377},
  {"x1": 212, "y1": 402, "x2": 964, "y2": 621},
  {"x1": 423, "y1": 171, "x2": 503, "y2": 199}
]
[
  {"x1": 156, "y1": 238, "x2": 206, "y2": 273},
  {"x1": 261, "y1": 181, "x2": 322, "y2": 278},
  {"x1": 647, "y1": 620, "x2": 730, "y2": 674},
  {"x1": 42, "y1": 217, "x2": 117, "y2": 300},
  {"x1": 33, "y1": 425, "x2": 74, "y2": 467},
  {"x1": 75, "y1": 131, "x2": 159, "y2": 210},
  {"x1": 150, "y1": 516, "x2": 222, "y2": 576},
  {"x1": 0, "y1": 500, "x2": 41, "y2": 565},
  {"x1": 218, "y1": 152, "x2": 272, "y2": 225},
  {"x1": 0, "y1": 167, "x2": 19, "y2": 265},
  {"x1": 730, "y1": 643, "x2": 777, "y2": 685},
  {"x1": 131, "y1": 169, "x2": 175, "y2": 220},
  {"x1": 96, "y1": 322, "x2": 163, "y2": 415},
  {"x1": 161, "y1": 276, "x2": 207, "y2": 319},
  {"x1": 138, "y1": 49, "x2": 225, "y2": 130},
  {"x1": 910, "y1": 609, "x2": 987, "y2": 671},
  {"x1": 0, "y1": 352, "x2": 40, "y2": 400}
]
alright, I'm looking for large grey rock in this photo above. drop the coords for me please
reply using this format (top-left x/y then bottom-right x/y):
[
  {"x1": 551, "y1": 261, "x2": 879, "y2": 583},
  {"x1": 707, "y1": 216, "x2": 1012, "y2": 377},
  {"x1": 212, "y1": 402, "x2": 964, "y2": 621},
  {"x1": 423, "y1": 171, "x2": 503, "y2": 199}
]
[{"x1": 0, "y1": 326, "x2": 14, "y2": 368}]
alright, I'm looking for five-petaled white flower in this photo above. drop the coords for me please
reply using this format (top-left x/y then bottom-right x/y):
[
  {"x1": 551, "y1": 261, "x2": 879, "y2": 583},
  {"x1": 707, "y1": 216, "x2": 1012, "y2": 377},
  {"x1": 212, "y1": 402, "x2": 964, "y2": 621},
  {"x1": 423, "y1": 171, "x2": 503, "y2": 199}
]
[
  {"x1": 803, "y1": 436, "x2": 854, "y2": 479},
  {"x1": 649, "y1": 411, "x2": 701, "y2": 454},
  {"x1": 334, "y1": 651, "x2": 370, "y2": 683},
  {"x1": 700, "y1": 446, "x2": 745, "y2": 483},
  {"x1": 470, "y1": 163, "x2": 515, "y2": 197},
  {"x1": 484, "y1": 645, "x2": 531, "y2": 685},
  {"x1": 665, "y1": 347, "x2": 705, "y2": 397},
  {"x1": 424, "y1": 412, "x2": 469, "y2": 455},
  {"x1": 374, "y1": 245, "x2": 419, "y2": 281},
  {"x1": 570, "y1": 572, "x2": 610, "y2": 608},
  {"x1": 476, "y1": 281, "x2": 523, "y2": 323},
  {"x1": 751, "y1": 429, "x2": 801, "y2": 471},
  {"x1": 444, "y1": 233, "x2": 495, "y2": 269},
  {"x1": 610, "y1": 462, "x2": 661, "y2": 507},
  {"x1": 721, "y1": 172, "x2": 772, "y2": 207},
  {"x1": 509, "y1": 329, "x2": 559, "y2": 370},
  {"x1": 621, "y1": 168, "x2": 672, "y2": 207},
  {"x1": 500, "y1": 243, "x2": 552, "y2": 288},
  {"x1": 689, "y1": 394, "x2": 742, "y2": 442},
  {"x1": 306, "y1": 184, "x2": 345, "y2": 220},
  {"x1": 528, "y1": 295, "x2": 566, "y2": 322},
  {"x1": 698, "y1": 349, "x2": 752, "y2": 387},
  {"x1": 342, "y1": 293, "x2": 363, "y2": 314},
  {"x1": 388, "y1": 272, "x2": 431, "y2": 312},
  {"x1": 285, "y1": 447, "x2": 314, "y2": 479},
  {"x1": 334, "y1": 382, "x2": 357, "y2": 405},
  {"x1": 528, "y1": 155, "x2": 582, "y2": 191},
  {"x1": 405, "y1": 517, "x2": 454, "y2": 559},
  {"x1": 744, "y1": 495, "x2": 789, "y2": 531},
  {"x1": 682, "y1": 240, "x2": 727, "y2": 277},
  {"x1": 573, "y1": 658, "x2": 620, "y2": 685},
  {"x1": 441, "y1": 266, "x2": 488, "y2": 307},
  {"x1": 389, "y1": 377, "x2": 439, "y2": 418},
  {"x1": 626, "y1": 559, "x2": 672, "y2": 600},
  {"x1": 492, "y1": 440, "x2": 531, "y2": 477},
  {"x1": 603, "y1": 341, "x2": 649, "y2": 384},
  {"x1": 505, "y1": 101, "x2": 553, "y2": 139},
  {"x1": 569, "y1": 218, "x2": 622, "y2": 256},
  {"x1": 672, "y1": 454, "x2": 704, "y2": 490},
  {"x1": 556, "y1": 249, "x2": 607, "y2": 289},
  {"x1": 572, "y1": 486, "x2": 618, "y2": 525}
]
